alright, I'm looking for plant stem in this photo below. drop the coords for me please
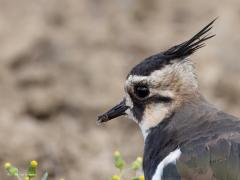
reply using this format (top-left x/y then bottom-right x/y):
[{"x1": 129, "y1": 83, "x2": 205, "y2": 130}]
[
  {"x1": 119, "y1": 169, "x2": 123, "y2": 180},
  {"x1": 16, "y1": 175, "x2": 22, "y2": 180}
]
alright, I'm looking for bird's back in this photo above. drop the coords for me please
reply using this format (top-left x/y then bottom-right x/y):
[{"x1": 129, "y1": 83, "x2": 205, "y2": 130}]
[{"x1": 177, "y1": 106, "x2": 240, "y2": 180}]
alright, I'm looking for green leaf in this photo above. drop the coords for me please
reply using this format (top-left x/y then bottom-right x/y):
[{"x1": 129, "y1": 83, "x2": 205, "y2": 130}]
[
  {"x1": 131, "y1": 157, "x2": 143, "y2": 171},
  {"x1": 131, "y1": 177, "x2": 138, "y2": 180},
  {"x1": 7, "y1": 166, "x2": 19, "y2": 176},
  {"x1": 41, "y1": 172, "x2": 48, "y2": 180},
  {"x1": 114, "y1": 159, "x2": 125, "y2": 170},
  {"x1": 27, "y1": 166, "x2": 37, "y2": 178}
]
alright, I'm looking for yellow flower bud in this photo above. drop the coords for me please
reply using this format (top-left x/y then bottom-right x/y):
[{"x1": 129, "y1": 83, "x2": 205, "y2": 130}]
[
  {"x1": 112, "y1": 175, "x2": 120, "y2": 180},
  {"x1": 138, "y1": 175, "x2": 145, "y2": 180},
  {"x1": 4, "y1": 162, "x2": 11, "y2": 169},
  {"x1": 25, "y1": 176, "x2": 30, "y2": 180},
  {"x1": 137, "y1": 157, "x2": 143, "y2": 162},
  {"x1": 30, "y1": 160, "x2": 38, "y2": 168},
  {"x1": 60, "y1": 178, "x2": 65, "y2": 180},
  {"x1": 114, "y1": 151, "x2": 121, "y2": 157}
]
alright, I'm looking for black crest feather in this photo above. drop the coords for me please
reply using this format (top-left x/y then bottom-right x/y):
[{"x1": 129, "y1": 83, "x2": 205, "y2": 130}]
[
  {"x1": 129, "y1": 19, "x2": 216, "y2": 76},
  {"x1": 163, "y1": 18, "x2": 216, "y2": 58}
]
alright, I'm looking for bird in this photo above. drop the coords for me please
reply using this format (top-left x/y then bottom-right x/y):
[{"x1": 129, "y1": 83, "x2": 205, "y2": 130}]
[{"x1": 97, "y1": 19, "x2": 240, "y2": 180}]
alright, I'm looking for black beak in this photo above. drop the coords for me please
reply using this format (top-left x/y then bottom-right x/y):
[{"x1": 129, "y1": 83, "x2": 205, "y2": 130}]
[{"x1": 97, "y1": 100, "x2": 129, "y2": 124}]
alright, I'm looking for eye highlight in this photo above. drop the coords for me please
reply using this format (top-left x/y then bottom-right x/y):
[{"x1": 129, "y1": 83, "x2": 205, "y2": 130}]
[{"x1": 134, "y1": 85, "x2": 150, "y2": 99}]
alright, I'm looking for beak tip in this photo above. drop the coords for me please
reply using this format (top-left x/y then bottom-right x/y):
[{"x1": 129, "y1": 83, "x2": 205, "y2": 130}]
[
  {"x1": 96, "y1": 100, "x2": 128, "y2": 125},
  {"x1": 96, "y1": 114, "x2": 108, "y2": 125}
]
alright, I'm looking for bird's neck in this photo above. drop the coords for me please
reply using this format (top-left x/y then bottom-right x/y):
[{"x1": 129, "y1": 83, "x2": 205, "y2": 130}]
[
  {"x1": 139, "y1": 91, "x2": 207, "y2": 141},
  {"x1": 142, "y1": 93, "x2": 217, "y2": 158},
  {"x1": 142, "y1": 95, "x2": 216, "y2": 180}
]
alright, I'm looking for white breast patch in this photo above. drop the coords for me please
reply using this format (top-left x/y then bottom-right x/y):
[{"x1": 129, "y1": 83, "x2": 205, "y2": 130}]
[{"x1": 152, "y1": 148, "x2": 181, "y2": 180}]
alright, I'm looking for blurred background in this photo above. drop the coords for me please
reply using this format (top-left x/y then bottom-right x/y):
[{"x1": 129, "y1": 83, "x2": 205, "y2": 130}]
[{"x1": 0, "y1": 0, "x2": 240, "y2": 179}]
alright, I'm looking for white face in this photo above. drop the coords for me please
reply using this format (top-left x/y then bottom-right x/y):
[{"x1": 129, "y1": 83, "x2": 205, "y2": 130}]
[{"x1": 124, "y1": 60, "x2": 198, "y2": 137}]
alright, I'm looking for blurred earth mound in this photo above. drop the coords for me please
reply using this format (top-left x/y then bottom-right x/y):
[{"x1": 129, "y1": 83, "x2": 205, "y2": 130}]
[{"x1": 0, "y1": 0, "x2": 240, "y2": 179}]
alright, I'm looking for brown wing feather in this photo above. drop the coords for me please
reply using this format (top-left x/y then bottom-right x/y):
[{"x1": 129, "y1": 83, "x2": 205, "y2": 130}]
[{"x1": 177, "y1": 128, "x2": 240, "y2": 180}]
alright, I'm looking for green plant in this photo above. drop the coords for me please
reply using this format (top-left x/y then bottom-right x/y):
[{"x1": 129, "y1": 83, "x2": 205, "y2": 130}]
[
  {"x1": 111, "y1": 151, "x2": 144, "y2": 180},
  {"x1": 4, "y1": 151, "x2": 144, "y2": 180},
  {"x1": 4, "y1": 160, "x2": 63, "y2": 180}
]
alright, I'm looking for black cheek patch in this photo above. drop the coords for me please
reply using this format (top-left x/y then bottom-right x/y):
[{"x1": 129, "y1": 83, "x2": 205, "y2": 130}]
[
  {"x1": 131, "y1": 103, "x2": 145, "y2": 122},
  {"x1": 129, "y1": 93, "x2": 146, "y2": 122},
  {"x1": 152, "y1": 95, "x2": 172, "y2": 103},
  {"x1": 130, "y1": 94, "x2": 172, "y2": 122}
]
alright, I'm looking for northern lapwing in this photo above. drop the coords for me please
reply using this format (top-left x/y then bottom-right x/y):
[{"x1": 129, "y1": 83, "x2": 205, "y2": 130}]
[{"x1": 97, "y1": 19, "x2": 240, "y2": 180}]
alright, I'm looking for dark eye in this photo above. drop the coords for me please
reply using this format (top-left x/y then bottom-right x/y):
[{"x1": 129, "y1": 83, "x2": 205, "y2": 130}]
[{"x1": 134, "y1": 85, "x2": 150, "y2": 99}]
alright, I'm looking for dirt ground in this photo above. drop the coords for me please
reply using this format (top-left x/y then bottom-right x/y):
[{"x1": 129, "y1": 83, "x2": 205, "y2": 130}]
[{"x1": 0, "y1": 0, "x2": 240, "y2": 179}]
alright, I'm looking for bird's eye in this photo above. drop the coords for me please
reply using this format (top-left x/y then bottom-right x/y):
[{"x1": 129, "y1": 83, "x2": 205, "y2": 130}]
[{"x1": 134, "y1": 85, "x2": 150, "y2": 99}]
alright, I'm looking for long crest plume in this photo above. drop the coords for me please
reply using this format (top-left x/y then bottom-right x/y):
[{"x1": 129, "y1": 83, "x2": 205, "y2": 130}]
[
  {"x1": 163, "y1": 18, "x2": 216, "y2": 58},
  {"x1": 129, "y1": 19, "x2": 216, "y2": 76}
]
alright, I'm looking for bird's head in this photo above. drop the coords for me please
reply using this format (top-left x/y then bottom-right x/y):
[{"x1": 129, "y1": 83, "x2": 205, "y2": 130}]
[{"x1": 97, "y1": 19, "x2": 216, "y2": 137}]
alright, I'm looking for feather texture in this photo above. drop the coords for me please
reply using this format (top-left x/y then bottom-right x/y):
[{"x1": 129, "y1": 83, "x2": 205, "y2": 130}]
[
  {"x1": 129, "y1": 19, "x2": 216, "y2": 76},
  {"x1": 163, "y1": 18, "x2": 216, "y2": 58}
]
